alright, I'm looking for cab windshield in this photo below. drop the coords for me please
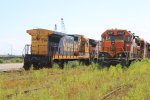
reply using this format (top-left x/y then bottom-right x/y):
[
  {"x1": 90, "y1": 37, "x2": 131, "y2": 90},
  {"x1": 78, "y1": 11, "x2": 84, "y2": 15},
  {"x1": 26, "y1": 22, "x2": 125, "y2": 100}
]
[
  {"x1": 109, "y1": 36, "x2": 123, "y2": 40},
  {"x1": 102, "y1": 35, "x2": 123, "y2": 41}
]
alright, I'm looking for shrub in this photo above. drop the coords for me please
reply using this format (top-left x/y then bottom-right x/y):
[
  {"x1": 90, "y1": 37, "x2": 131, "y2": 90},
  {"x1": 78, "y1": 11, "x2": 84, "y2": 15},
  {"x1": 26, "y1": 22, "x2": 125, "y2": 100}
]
[
  {"x1": 10, "y1": 58, "x2": 23, "y2": 63},
  {"x1": 0, "y1": 59, "x2": 4, "y2": 63}
]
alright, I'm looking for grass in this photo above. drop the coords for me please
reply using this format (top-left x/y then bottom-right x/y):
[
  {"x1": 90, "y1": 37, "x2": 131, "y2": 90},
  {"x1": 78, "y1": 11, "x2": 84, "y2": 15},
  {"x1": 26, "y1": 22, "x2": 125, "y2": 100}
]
[
  {"x1": 0, "y1": 57, "x2": 23, "y2": 64},
  {"x1": 0, "y1": 59, "x2": 4, "y2": 64},
  {"x1": 0, "y1": 59, "x2": 150, "y2": 100}
]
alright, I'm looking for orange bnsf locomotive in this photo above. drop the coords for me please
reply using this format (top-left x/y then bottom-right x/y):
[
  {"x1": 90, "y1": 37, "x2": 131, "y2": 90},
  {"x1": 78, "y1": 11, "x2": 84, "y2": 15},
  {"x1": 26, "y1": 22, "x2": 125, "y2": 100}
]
[{"x1": 98, "y1": 29, "x2": 150, "y2": 67}]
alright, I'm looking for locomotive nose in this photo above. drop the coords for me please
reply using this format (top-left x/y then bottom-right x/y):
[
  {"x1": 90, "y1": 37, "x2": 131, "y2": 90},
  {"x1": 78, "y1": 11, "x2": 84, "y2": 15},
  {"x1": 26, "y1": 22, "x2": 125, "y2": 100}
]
[
  {"x1": 110, "y1": 40, "x2": 116, "y2": 51},
  {"x1": 111, "y1": 40, "x2": 115, "y2": 45}
]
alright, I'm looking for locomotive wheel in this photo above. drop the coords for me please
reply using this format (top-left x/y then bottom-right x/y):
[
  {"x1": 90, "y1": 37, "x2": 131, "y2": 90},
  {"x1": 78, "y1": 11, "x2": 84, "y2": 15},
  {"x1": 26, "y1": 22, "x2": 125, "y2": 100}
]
[
  {"x1": 85, "y1": 59, "x2": 91, "y2": 66},
  {"x1": 79, "y1": 60, "x2": 84, "y2": 65},
  {"x1": 59, "y1": 61, "x2": 64, "y2": 69},
  {"x1": 99, "y1": 61, "x2": 110, "y2": 69},
  {"x1": 23, "y1": 62, "x2": 31, "y2": 70},
  {"x1": 33, "y1": 63, "x2": 39, "y2": 70},
  {"x1": 94, "y1": 58, "x2": 98, "y2": 63},
  {"x1": 126, "y1": 60, "x2": 130, "y2": 67},
  {"x1": 121, "y1": 60, "x2": 130, "y2": 67},
  {"x1": 46, "y1": 57, "x2": 53, "y2": 68},
  {"x1": 47, "y1": 60, "x2": 53, "y2": 68},
  {"x1": 98, "y1": 62, "x2": 104, "y2": 69}
]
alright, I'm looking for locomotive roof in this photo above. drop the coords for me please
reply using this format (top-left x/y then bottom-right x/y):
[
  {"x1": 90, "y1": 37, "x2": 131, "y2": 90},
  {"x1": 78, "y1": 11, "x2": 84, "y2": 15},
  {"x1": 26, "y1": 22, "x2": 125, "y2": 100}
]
[
  {"x1": 27, "y1": 28, "x2": 53, "y2": 36},
  {"x1": 101, "y1": 29, "x2": 132, "y2": 36},
  {"x1": 27, "y1": 28, "x2": 67, "y2": 36}
]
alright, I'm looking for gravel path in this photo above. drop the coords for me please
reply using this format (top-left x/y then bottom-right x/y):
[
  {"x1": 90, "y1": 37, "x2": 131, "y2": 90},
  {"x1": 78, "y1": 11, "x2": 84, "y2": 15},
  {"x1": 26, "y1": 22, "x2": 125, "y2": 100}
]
[{"x1": 0, "y1": 63, "x2": 23, "y2": 72}]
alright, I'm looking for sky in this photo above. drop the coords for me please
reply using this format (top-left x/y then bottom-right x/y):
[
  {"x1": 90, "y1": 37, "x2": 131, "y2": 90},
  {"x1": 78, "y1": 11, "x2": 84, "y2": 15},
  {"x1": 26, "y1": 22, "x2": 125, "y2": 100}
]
[{"x1": 0, "y1": 0, "x2": 150, "y2": 55}]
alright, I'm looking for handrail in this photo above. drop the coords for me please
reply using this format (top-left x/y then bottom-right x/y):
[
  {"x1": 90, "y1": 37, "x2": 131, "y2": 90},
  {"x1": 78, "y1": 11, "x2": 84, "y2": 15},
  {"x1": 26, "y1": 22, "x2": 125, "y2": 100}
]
[{"x1": 22, "y1": 44, "x2": 31, "y2": 57}]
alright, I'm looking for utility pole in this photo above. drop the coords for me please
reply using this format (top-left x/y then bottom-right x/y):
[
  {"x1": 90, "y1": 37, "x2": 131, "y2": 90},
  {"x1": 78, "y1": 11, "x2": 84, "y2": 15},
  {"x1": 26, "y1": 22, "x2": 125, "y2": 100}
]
[
  {"x1": 54, "y1": 24, "x2": 57, "y2": 31},
  {"x1": 11, "y1": 45, "x2": 13, "y2": 56},
  {"x1": 61, "y1": 18, "x2": 66, "y2": 33}
]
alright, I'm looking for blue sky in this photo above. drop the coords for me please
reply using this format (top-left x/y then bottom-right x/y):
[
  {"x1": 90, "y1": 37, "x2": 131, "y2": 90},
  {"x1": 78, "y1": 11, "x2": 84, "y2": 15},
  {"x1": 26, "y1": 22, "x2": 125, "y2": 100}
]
[{"x1": 0, "y1": 0, "x2": 150, "y2": 55}]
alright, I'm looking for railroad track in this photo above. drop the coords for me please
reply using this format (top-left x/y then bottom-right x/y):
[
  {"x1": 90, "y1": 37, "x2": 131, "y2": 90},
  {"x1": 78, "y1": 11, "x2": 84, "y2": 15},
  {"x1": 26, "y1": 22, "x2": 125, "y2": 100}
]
[
  {"x1": 5, "y1": 78, "x2": 134, "y2": 99},
  {"x1": 3, "y1": 72, "x2": 63, "y2": 99},
  {"x1": 101, "y1": 84, "x2": 131, "y2": 100},
  {"x1": 5, "y1": 83, "x2": 52, "y2": 99},
  {"x1": 100, "y1": 78, "x2": 136, "y2": 100},
  {"x1": 4, "y1": 71, "x2": 66, "y2": 99},
  {"x1": 1, "y1": 70, "x2": 64, "y2": 82},
  {"x1": 2, "y1": 66, "x2": 95, "y2": 98}
]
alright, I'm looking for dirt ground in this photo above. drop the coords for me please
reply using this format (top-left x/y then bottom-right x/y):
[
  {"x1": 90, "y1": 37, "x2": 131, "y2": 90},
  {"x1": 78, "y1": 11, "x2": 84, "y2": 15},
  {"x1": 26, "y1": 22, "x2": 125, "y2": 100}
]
[{"x1": 0, "y1": 63, "x2": 23, "y2": 72}]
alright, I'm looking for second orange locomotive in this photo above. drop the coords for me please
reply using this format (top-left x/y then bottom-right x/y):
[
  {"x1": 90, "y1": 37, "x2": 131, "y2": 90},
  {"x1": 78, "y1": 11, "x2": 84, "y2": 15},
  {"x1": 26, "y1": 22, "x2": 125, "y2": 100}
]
[{"x1": 99, "y1": 29, "x2": 150, "y2": 67}]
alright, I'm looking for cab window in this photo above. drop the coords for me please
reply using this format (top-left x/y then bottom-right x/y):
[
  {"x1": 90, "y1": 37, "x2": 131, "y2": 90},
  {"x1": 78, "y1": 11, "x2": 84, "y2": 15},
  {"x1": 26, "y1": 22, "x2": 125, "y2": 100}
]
[
  {"x1": 102, "y1": 36, "x2": 106, "y2": 41},
  {"x1": 109, "y1": 36, "x2": 115, "y2": 41},
  {"x1": 107, "y1": 31, "x2": 114, "y2": 35},
  {"x1": 125, "y1": 36, "x2": 130, "y2": 42},
  {"x1": 118, "y1": 31, "x2": 125, "y2": 35},
  {"x1": 117, "y1": 36, "x2": 123, "y2": 40},
  {"x1": 109, "y1": 36, "x2": 123, "y2": 40}
]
